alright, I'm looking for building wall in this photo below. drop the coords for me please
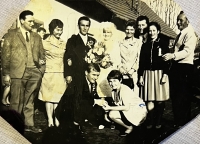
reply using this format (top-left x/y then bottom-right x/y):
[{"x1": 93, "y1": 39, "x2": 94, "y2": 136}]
[{"x1": 24, "y1": 0, "x2": 125, "y2": 42}]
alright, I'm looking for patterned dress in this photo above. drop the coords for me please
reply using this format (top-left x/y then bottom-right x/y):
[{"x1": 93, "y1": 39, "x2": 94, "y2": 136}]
[{"x1": 39, "y1": 36, "x2": 66, "y2": 103}]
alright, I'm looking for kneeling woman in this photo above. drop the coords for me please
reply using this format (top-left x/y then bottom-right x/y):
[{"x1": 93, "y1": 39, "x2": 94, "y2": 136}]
[{"x1": 103, "y1": 70, "x2": 147, "y2": 136}]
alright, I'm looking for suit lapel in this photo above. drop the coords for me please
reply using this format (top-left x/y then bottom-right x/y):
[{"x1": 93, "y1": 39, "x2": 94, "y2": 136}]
[
  {"x1": 72, "y1": 34, "x2": 87, "y2": 64},
  {"x1": 77, "y1": 34, "x2": 86, "y2": 46},
  {"x1": 16, "y1": 28, "x2": 26, "y2": 47}
]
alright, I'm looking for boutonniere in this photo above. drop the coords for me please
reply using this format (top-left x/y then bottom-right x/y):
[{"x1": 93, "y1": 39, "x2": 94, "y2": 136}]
[
  {"x1": 67, "y1": 58, "x2": 72, "y2": 66},
  {"x1": 87, "y1": 39, "x2": 95, "y2": 48}
]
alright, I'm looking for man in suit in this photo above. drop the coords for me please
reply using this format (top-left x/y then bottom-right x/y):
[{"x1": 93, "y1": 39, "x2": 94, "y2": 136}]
[
  {"x1": 1, "y1": 10, "x2": 46, "y2": 133},
  {"x1": 63, "y1": 16, "x2": 96, "y2": 133},
  {"x1": 81, "y1": 63, "x2": 106, "y2": 128},
  {"x1": 162, "y1": 11, "x2": 197, "y2": 128}
]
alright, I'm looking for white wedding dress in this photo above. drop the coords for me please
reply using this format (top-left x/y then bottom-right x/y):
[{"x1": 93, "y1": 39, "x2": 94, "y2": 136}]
[{"x1": 96, "y1": 40, "x2": 121, "y2": 97}]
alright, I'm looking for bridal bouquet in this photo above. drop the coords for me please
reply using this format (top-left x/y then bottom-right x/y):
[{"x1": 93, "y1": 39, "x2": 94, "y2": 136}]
[{"x1": 85, "y1": 42, "x2": 113, "y2": 69}]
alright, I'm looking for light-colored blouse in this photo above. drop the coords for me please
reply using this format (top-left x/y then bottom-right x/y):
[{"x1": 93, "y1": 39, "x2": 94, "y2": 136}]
[{"x1": 43, "y1": 36, "x2": 66, "y2": 73}]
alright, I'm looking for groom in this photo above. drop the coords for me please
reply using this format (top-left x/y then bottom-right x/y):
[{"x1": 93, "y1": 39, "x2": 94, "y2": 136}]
[{"x1": 63, "y1": 16, "x2": 96, "y2": 133}]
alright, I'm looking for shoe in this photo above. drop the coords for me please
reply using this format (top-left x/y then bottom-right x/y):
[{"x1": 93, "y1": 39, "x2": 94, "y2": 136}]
[
  {"x1": 25, "y1": 126, "x2": 42, "y2": 133},
  {"x1": 98, "y1": 125, "x2": 105, "y2": 129},
  {"x1": 173, "y1": 125, "x2": 182, "y2": 129},
  {"x1": 146, "y1": 125, "x2": 153, "y2": 129},
  {"x1": 110, "y1": 124, "x2": 115, "y2": 129},
  {"x1": 79, "y1": 125, "x2": 87, "y2": 134},
  {"x1": 54, "y1": 117, "x2": 60, "y2": 127},
  {"x1": 84, "y1": 121, "x2": 93, "y2": 127},
  {"x1": 1, "y1": 102, "x2": 10, "y2": 107},
  {"x1": 125, "y1": 126, "x2": 133, "y2": 134},
  {"x1": 48, "y1": 119, "x2": 54, "y2": 127},
  {"x1": 155, "y1": 125, "x2": 162, "y2": 129},
  {"x1": 119, "y1": 131, "x2": 127, "y2": 137}
]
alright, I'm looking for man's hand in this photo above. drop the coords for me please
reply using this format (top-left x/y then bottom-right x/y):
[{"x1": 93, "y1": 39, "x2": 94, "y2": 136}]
[
  {"x1": 94, "y1": 99, "x2": 108, "y2": 106},
  {"x1": 162, "y1": 53, "x2": 174, "y2": 61},
  {"x1": 39, "y1": 59, "x2": 45, "y2": 65},
  {"x1": 94, "y1": 99, "x2": 102, "y2": 106},
  {"x1": 3, "y1": 75, "x2": 11, "y2": 86},
  {"x1": 66, "y1": 76, "x2": 72, "y2": 84},
  {"x1": 102, "y1": 103, "x2": 111, "y2": 111}
]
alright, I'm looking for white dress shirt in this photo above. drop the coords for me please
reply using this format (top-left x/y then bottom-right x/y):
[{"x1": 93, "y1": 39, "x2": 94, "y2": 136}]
[
  {"x1": 174, "y1": 25, "x2": 197, "y2": 64},
  {"x1": 20, "y1": 27, "x2": 30, "y2": 41},
  {"x1": 79, "y1": 33, "x2": 88, "y2": 45}
]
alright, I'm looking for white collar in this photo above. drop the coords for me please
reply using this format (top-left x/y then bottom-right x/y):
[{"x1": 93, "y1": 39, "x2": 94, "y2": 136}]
[
  {"x1": 79, "y1": 33, "x2": 88, "y2": 45},
  {"x1": 20, "y1": 27, "x2": 30, "y2": 39},
  {"x1": 20, "y1": 27, "x2": 29, "y2": 34},
  {"x1": 180, "y1": 25, "x2": 191, "y2": 35},
  {"x1": 85, "y1": 76, "x2": 90, "y2": 85}
]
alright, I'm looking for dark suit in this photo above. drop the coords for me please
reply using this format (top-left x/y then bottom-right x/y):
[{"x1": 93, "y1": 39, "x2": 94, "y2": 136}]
[
  {"x1": 63, "y1": 34, "x2": 96, "y2": 123},
  {"x1": 56, "y1": 76, "x2": 105, "y2": 126},
  {"x1": 1, "y1": 28, "x2": 45, "y2": 126},
  {"x1": 81, "y1": 78, "x2": 105, "y2": 125}
]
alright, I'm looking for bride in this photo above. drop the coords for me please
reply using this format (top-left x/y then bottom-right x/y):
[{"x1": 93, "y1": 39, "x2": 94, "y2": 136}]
[{"x1": 96, "y1": 22, "x2": 121, "y2": 97}]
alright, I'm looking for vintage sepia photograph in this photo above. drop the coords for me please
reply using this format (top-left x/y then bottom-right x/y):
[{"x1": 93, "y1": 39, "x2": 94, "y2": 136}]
[{"x1": 0, "y1": 0, "x2": 199, "y2": 143}]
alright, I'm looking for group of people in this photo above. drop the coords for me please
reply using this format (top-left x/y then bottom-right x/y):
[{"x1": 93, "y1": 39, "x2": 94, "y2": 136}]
[{"x1": 0, "y1": 9, "x2": 197, "y2": 137}]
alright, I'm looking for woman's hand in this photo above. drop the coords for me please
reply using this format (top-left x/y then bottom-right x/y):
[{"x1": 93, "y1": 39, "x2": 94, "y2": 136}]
[
  {"x1": 160, "y1": 74, "x2": 167, "y2": 84},
  {"x1": 138, "y1": 76, "x2": 144, "y2": 86},
  {"x1": 102, "y1": 103, "x2": 111, "y2": 111}
]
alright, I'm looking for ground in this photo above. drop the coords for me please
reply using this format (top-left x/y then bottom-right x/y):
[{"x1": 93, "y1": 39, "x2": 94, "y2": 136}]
[{"x1": 24, "y1": 96, "x2": 200, "y2": 144}]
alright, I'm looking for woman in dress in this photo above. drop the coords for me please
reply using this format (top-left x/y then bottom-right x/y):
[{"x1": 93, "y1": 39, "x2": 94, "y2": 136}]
[
  {"x1": 39, "y1": 19, "x2": 66, "y2": 127},
  {"x1": 138, "y1": 22, "x2": 170, "y2": 129},
  {"x1": 103, "y1": 70, "x2": 147, "y2": 136},
  {"x1": 96, "y1": 22, "x2": 121, "y2": 97},
  {"x1": 119, "y1": 20, "x2": 142, "y2": 94}
]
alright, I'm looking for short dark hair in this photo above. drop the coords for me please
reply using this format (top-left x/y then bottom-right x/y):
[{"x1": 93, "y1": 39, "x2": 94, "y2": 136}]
[
  {"x1": 107, "y1": 70, "x2": 122, "y2": 81},
  {"x1": 86, "y1": 63, "x2": 100, "y2": 73},
  {"x1": 19, "y1": 10, "x2": 33, "y2": 20},
  {"x1": 37, "y1": 27, "x2": 46, "y2": 33},
  {"x1": 49, "y1": 19, "x2": 63, "y2": 35},
  {"x1": 149, "y1": 21, "x2": 161, "y2": 31},
  {"x1": 125, "y1": 19, "x2": 136, "y2": 29},
  {"x1": 178, "y1": 11, "x2": 188, "y2": 21},
  {"x1": 136, "y1": 15, "x2": 149, "y2": 25},
  {"x1": 179, "y1": 11, "x2": 184, "y2": 15},
  {"x1": 78, "y1": 16, "x2": 91, "y2": 26},
  {"x1": 43, "y1": 34, "x2": 50, "y2": 40}
]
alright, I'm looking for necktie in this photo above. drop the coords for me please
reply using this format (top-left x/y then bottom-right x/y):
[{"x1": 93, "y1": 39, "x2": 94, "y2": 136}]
[
  {"x1": 172, "y1": 32, "x2": 181, "y2": 52},
  {"x1": 90, "y1": 83, "x2": 96, "y2": 96},
  {"x1": 25, "y1": 32, "x2": 29, "y2": 42}
]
